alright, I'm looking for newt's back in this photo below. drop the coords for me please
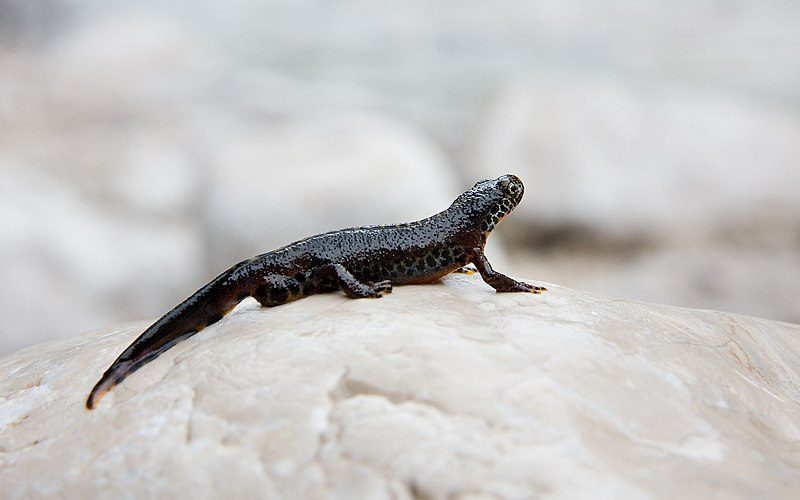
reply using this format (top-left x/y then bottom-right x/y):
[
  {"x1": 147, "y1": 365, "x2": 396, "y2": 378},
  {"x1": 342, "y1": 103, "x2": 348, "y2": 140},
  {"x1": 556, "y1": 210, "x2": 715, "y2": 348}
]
[{"x1": 262, "y1": 212, "x2": 477, "y2": 284}]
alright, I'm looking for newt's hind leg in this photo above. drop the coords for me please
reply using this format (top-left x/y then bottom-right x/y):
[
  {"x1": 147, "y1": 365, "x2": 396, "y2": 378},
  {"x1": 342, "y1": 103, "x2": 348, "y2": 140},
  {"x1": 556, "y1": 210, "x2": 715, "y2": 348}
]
[
  {"x1": 315, "y1": 263, "x2": 392, "y2": 298},
  {"x1": 252, "y1": 274, "x2": 302, "y2": 307}
]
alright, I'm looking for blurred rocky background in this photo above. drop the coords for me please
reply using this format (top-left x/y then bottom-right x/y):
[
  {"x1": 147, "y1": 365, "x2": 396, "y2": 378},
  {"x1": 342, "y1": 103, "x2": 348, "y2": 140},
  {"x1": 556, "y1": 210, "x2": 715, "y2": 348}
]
[{"x1": 1, "y1": 0, "x2": 798, "y2": 355}]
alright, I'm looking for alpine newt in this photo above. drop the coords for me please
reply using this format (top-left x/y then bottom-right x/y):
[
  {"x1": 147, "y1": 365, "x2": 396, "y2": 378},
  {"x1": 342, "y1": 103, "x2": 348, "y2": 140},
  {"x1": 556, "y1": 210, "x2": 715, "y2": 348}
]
[{"x1": 86, "y1": 174, "x2": 546, "y2": 409}]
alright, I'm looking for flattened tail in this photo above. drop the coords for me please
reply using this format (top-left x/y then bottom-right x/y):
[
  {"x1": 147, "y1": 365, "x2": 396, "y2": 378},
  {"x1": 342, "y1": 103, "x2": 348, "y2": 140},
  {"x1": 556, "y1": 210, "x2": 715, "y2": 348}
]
[
  {"x1": 85, "y1": 329, "x2": 197, "y2": 410},
  {"x1": 85, "y1": 265, "x2": 249, "y2": 410},
  {"x1": 84, "y1": 330, "x2": 194, "y2": 409},
  {"x1": 86, "y1": 365, "x2": 127, "y2": 410},
  {"x1": 86, "y1": 379, "x2": 109, "y2": 410}
]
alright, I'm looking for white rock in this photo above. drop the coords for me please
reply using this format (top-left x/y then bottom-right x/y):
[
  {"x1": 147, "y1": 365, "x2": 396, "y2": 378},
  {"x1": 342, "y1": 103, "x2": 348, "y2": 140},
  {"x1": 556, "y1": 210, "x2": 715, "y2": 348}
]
[
  {"x1": 202, "y1": 113, "x2": 459, "y2": 268},
  {"x1": 1, "y1": 275, "x2": 799, "y2": 498}
]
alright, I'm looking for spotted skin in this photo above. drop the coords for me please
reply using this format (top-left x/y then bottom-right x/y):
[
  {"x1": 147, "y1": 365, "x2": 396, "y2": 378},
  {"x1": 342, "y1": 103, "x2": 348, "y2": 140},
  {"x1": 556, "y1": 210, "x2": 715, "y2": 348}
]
[{"x1": 85, "y1": 174, "x2": 546, "y2": 409}]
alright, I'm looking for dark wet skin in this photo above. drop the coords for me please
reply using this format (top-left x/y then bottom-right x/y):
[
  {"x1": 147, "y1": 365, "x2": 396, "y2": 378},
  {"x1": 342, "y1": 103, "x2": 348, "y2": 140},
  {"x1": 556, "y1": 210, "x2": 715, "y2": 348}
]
[{"x1": 86, "y1": 174, "x2": 546, "y2": 409}]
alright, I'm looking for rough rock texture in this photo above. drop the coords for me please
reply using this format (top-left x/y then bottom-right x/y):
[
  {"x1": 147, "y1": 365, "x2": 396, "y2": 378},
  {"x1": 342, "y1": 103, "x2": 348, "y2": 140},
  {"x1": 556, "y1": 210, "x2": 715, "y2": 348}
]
[{"x1": 2, "y1": 275, "x2": 799, "y2": 499}]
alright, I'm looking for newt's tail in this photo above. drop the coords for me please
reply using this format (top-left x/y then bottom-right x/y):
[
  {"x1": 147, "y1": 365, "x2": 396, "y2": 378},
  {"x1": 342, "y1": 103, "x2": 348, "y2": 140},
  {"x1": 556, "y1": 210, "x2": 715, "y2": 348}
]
[{"x1": 86, "y1": 265, "x2": 247, "y2": 410}]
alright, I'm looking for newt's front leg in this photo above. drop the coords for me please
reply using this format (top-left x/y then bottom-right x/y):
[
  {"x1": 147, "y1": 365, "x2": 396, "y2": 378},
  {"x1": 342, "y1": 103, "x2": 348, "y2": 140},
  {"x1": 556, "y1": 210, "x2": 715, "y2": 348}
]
[{"x1": 471, "y1": 248, "x2": 547, "y2": 294}]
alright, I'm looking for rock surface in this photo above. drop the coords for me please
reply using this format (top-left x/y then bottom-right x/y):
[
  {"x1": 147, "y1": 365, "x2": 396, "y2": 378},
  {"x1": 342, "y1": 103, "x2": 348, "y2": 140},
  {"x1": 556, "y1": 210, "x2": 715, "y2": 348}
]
[{"x1": 2, "y1": 275, "x2": 799, "y2": 499}]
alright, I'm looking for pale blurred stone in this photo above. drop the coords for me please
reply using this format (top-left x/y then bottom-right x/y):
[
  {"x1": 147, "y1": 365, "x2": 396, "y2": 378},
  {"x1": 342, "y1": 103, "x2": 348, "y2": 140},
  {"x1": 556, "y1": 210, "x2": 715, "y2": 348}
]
[
  {"x1": 0, "y1": 14, "x2": 207, "y2": 219},
  {"x1": 511, "y1": 243, "x2": 800, "y2": 326},
  {"x1": 1, "y1": 275, "x2": 799, "y2": 498},
  {"x1": 469, "y1": 77, "x2": 800, "y2": 241},
  {"x1": 471, "y1": 76, "x2": 800, "y2": 322},
  {"x1": 0, "y1": 168, "x2": 204, "y2": 355},
  {"x1": 202, "y1": 113, "x2": 459, "y2": 268}
]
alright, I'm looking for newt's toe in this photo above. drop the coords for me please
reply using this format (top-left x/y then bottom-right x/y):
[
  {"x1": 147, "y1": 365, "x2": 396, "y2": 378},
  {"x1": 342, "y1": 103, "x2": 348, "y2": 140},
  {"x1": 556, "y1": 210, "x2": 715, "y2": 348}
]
[{"x1": 371, "y1": 280, "x2": 393, "y2": 294}]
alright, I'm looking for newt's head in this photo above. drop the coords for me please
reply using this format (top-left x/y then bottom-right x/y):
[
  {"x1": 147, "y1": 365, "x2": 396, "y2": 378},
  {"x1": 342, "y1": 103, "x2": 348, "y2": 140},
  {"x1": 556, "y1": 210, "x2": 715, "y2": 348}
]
[{"x1": 453, "y1": 174, "x2": 524, "y2": 234}]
